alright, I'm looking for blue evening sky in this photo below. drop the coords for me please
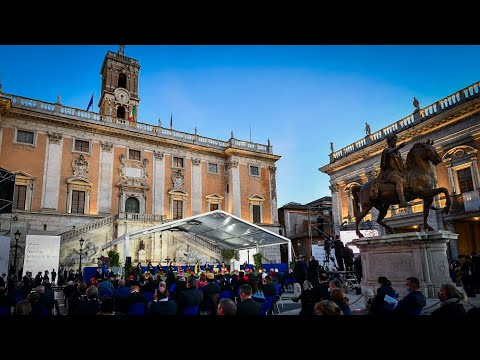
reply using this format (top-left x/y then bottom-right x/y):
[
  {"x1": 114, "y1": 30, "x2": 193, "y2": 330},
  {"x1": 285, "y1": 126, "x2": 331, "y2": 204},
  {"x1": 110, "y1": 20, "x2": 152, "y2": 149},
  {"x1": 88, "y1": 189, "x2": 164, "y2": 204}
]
[{"x1": 1, "y1": 45, "x2": 479, "y2": 208}]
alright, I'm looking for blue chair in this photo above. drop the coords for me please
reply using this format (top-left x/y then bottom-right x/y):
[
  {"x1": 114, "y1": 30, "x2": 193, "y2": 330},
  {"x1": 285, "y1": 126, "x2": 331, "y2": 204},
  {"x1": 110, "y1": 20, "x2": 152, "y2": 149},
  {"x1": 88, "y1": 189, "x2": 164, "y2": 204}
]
[
  {"x1": 0, "y1": 306, "x2": 11, "y2": 317},
  {"x1": 143, "y1": 291, "x2": 154, "y2": 303},
  {"x1": 128, "y1": 302, "x2": 146, "y2": 316},
  {"x1": 183, "y1": 305, "x2": 200, "y2": 316},
  {"x1": 219, "y1": 290, "x2": 232, "y2": 300}
]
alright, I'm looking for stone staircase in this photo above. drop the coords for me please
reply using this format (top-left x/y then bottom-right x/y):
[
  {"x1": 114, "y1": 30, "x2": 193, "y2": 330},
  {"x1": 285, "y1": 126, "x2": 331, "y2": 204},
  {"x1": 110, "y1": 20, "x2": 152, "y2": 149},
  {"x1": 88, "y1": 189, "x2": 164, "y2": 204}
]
[{"x1": 60, "y1": 215, "x2": 115, "y2": 245}]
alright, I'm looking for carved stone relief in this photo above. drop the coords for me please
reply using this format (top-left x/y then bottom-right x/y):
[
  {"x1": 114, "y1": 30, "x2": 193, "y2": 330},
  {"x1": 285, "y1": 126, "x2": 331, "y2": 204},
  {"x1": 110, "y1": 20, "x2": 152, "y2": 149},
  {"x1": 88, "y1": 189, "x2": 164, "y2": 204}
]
[
  {"x1": 47, "y1": 132, "x2": 63, "y2": 144},
  {"x1": 192, "y1": 158, "x2": 201, "y2": 166},
  {"x1": 101, "y1": 141, "x2": 114, "y2": 152},
  {"x1": 172, "y1": 169, "x2": 184, "y2": 190},
  {"x1": 72, "y1": 155, "x2": 89, "y2": 177},
  {"x1": 227, "y1": 160, "x2": 238, "y2": 169}
]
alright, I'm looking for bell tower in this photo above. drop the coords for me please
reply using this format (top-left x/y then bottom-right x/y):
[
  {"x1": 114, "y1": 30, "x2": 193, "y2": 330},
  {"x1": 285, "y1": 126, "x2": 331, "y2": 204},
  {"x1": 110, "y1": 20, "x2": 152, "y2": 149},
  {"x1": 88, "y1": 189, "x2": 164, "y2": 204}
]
[{"x1": 98, "y1": 45, "x2": 140, "y2": 122}]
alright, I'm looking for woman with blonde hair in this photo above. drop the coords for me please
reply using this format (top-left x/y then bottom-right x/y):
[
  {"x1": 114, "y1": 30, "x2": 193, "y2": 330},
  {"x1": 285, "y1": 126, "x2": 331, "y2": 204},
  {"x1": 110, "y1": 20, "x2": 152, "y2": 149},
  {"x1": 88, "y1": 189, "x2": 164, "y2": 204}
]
[{"x1": 314, "y1": 300, "x2": 344, "y2": 315}]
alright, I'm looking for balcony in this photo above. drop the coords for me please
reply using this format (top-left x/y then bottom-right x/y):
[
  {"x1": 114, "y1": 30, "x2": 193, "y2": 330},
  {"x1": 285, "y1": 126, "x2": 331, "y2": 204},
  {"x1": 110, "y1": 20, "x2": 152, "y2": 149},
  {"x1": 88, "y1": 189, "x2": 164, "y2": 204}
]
[{"x1": 449, "y1": 191, "x2": 480, "y2": 215}]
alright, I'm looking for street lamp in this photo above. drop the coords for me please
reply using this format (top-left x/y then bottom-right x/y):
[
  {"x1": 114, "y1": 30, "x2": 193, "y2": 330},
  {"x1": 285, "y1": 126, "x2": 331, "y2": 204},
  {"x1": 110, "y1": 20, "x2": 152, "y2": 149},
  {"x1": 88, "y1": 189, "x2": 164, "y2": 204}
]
[
  {"x1": 247, "y1": 249, "x2": 250, "y2": 264},
  {"x1": 79, "y1": 238, "x2": 84, "y2": 280},
  {"x1": 13, "y1": 230, "x2": 20, "y2": 278}
]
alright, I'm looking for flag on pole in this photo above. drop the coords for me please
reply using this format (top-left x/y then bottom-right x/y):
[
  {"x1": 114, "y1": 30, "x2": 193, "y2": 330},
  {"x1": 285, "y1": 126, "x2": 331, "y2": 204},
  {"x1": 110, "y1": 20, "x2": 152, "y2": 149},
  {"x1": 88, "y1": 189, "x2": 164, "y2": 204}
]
[
  {"x1": 86, "y1": 93, "x2": 94, "y2": 112},
  {"x1": 170, "y1": 113, "x2": 173, "y2": 129},
  {"x1": 128, "y1": 105, "x2": 137, "y2": 121}
]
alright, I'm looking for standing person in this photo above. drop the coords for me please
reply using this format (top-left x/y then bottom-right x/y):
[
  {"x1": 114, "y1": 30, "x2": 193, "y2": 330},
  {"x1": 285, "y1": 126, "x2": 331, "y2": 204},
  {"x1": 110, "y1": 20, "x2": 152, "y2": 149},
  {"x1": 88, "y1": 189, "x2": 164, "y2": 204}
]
[
  {"x1": 307, "y1": 255, "x2": 320, "y2": 286},
  {"x1": 353, "y1": 255, "x2": 363, "y2": 284},
  {"x1": 147, "y1": 262, "x2": 154, "y2": 275},
  {"x1": 393, "y1": 277, "x2": 426, "y2": 316},
  {"x1": 51, "y1": 269, "x2": 57, "y2": 286},
  {"x1": 461, "y1": 255, "x2": 476, "y2": 297},
  {"x1": 43, "y1": 270, "x2": 50, "y2": 282},
  {"x1": 343, "y1": 244, "x2": 354, "y2": 271},
  {"x1": 293, "y1": 256, "x2": 307, "y2": 290},
  {"x1": 333, "y1": 235, "x2": 345, "y2": 271}
]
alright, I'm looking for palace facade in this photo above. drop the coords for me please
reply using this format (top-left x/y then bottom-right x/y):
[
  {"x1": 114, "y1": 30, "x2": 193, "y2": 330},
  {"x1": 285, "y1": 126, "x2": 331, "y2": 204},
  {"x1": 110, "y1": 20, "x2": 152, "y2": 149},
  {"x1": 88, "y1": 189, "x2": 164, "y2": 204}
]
[
  {"x1": 0, "y1": 47, "x2": 282, "y2": 268},
  {"x1": 320, "y1": 81, "x2": 480, "y2": 260}
]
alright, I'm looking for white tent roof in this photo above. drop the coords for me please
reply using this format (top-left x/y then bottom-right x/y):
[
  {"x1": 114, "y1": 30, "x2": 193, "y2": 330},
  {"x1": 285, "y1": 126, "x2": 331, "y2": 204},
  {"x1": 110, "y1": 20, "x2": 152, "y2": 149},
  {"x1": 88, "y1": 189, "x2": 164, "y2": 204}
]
[{"x1": 104, "y1": 210, "x2": 291, "y2": 253}]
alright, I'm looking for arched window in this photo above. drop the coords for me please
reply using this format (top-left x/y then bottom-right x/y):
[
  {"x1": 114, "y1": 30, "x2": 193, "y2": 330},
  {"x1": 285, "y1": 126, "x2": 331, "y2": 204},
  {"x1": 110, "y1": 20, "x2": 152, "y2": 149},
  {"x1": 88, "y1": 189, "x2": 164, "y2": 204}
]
[
  {"x1": 125, "y1": 197, "x2": 140, "y2": 213},
  {"x1": 117, "y1": 106, "x2": 125, "y2": 119},
  {"x1": 118, "y1": 73, "x2": 127, "y2": 89}
]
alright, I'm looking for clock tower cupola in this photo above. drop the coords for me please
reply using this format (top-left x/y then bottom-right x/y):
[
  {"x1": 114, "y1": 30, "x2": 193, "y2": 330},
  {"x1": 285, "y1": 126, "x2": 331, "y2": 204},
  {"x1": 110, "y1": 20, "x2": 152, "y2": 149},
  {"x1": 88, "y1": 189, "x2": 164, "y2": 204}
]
[{"x1": 99, "y1": 45, "x2": 140, "y2": 122}]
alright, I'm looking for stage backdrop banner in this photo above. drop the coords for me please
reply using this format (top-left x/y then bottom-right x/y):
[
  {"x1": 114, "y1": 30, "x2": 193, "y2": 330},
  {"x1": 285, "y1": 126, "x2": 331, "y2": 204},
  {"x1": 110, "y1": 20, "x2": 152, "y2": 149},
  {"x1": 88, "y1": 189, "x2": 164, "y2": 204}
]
[
  {"x1": 0, "y1": 236, "x2": 10, "y2": 276},
  {"x1": 23, "y1": 235, "x2": 61, "y2": 277}
]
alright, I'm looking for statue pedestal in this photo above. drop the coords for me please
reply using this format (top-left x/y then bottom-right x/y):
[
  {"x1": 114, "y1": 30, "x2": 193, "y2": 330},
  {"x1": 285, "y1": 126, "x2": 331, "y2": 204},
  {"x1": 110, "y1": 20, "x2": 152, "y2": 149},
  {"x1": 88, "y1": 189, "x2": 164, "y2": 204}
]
[
  {"x1": 352, "y1": 230, "x2": 457, "y2": 298},
  {"x1": 138, "y1": 250, "x2": 146, "y2": 263}
]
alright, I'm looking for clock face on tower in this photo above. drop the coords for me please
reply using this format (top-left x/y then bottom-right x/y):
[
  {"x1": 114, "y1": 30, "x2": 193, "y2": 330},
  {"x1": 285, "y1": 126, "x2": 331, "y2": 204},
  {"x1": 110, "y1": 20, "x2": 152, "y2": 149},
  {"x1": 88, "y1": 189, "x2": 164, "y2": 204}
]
[{"x1": 114, "y1": 88, "x2": 130, "y2": 105}]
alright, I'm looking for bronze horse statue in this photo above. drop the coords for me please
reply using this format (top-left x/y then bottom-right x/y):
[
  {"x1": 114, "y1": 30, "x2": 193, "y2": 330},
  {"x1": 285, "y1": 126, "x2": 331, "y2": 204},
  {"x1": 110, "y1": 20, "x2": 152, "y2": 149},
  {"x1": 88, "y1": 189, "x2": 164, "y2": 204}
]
[{"x1": 351, "y1": 140, "x2": 451, "y2": 238}]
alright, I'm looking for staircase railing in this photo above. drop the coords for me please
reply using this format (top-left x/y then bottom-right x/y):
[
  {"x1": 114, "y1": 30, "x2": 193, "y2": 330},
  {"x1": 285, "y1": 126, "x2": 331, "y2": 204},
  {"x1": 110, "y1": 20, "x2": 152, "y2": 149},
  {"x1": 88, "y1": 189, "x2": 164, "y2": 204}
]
[{"x1": 60, "y1": 216, "x2": 115, "y2": 244}]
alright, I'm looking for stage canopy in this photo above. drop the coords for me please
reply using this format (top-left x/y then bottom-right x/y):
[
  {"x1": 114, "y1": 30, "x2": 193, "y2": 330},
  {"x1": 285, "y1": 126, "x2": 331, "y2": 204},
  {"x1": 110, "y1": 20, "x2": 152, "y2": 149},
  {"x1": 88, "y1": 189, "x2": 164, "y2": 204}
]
[{"x1": 103, "y1": 210, "x2": 291, "y2": 259}]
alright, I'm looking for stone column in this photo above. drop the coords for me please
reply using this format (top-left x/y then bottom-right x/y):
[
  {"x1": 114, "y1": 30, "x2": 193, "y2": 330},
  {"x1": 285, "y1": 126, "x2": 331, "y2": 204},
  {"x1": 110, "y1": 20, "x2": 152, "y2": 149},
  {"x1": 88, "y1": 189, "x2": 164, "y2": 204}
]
[
  {"x1": 41, "y1": 132, "x2": 63, "y2": 211},
  {"x1": 470, "y1": 156, "x2": 480, "y2": 189},
  {"x1": 446, "y1": 221, "x2": 459, "y2": 260},
  {"x1": 329, "y1": 183, "x2": 342, "y2": 226},
  {"x1": 191, "y1": 158, "x2": 202, "y2": 215},
  {"x1": 269, "y1": 166, "x2": 279, "y2": 223},
  {"x1": 446, "y1": 164, "x2": 456, "y2": 194},
  {"x1": 98, "y1": 141, "x2": 114, "y2": 213},
  {"x1": 153, "y1": 151, "x2": 165, "y2": 216},
  {"x1": 227, "y1": 160, "x2": 241, "y2": 217}
]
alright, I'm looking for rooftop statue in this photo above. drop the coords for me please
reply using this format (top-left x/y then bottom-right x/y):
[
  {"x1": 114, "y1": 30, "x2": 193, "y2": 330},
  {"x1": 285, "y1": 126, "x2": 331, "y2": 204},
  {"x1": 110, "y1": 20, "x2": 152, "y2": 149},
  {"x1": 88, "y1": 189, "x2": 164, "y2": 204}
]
[{"x1": 351, "y1": 135, "x2": 451, "y2": 237}]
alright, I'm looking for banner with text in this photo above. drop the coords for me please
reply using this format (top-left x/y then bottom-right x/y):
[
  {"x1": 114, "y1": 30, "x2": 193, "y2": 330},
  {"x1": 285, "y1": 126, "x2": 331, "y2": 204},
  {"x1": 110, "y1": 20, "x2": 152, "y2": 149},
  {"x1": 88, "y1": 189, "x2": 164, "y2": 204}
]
[
  {"x1": 0, "y1": 236, "x2": 10, "y2": 276},
  {"x1": 23, "y1": 235, "x2": 61, "y2": 277}
]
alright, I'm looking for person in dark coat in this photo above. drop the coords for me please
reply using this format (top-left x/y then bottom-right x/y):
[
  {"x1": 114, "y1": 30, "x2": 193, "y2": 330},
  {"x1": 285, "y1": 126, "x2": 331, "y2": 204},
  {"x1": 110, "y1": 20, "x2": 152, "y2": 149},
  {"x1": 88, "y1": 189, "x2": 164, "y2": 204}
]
[
  {"x1": 51, "y1": 269, "x2": 57, "y2": 285},
  {"x1": 393, "y1": 277, "x2": 426, "y2": 316},
  {"x1": 333, "y1": 236, "x2": 345, "y2": 271},
  {"x1": 201, "y1": 273, "x2": 221, "y2": 315},
  {"x1": 293, "y1": 257, "x2": 307, "y2": 288},
  {"x1": 236, "y1": 284, "x2": 262, "y2": 316},
  {"x1": 307, "y1": 255, "x2": 320, "y2": 286},
  {"x1": 370, "y1": 276, "x2": 397, "y2": 316},
  {"x1": 431, "y1": 283, "x2": 466, "y2": 318},
  {"x1": 461, "y1": 255, "x2": 476, "y2": 297},
  {"x1": 343, "y1": 245, "x2": 355, "y2": 271},
  {"x1": 177, "y1": 276, "x2": 203, "y2": 315},
  {"x1": 353, "y1": 255, "x2": 363, "y2": 284},
  {"x1": 75, "y1": 285, "x2": 100, "y2": 316},
  {"x1": 148, "y1": 286, "x2": 178, "y2": 316}
]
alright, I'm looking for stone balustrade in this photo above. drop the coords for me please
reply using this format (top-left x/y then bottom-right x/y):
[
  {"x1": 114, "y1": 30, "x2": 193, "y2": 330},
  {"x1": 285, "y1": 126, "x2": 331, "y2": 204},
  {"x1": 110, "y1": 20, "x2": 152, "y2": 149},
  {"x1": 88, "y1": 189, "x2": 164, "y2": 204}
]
[
  {"x1": 1, "y1": 93, "x2": 272, "y2": 154},
  {"x1": 330, "y1": 80, "x2": 480, "y2": 163}
]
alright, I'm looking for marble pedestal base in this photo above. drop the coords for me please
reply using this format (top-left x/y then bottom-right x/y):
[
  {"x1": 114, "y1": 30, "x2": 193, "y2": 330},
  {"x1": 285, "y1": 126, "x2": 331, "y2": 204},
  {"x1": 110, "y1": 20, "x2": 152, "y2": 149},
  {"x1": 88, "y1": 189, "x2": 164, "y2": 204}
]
[{"x1": 352, "y1": 230, "x2": 457, "y2": 299}]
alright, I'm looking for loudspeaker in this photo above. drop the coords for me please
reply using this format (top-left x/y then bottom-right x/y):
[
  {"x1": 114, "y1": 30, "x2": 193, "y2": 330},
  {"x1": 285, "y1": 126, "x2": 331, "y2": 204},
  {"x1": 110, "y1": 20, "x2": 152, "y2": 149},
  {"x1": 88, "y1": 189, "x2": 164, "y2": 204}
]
[{"x1": 126, "y1": 256, "x2": 132, "y2": 266}]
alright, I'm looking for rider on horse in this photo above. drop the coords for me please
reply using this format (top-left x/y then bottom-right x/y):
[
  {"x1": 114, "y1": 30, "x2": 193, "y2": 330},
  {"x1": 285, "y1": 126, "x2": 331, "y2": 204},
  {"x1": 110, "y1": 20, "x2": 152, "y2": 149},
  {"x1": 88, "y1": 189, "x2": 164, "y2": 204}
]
[{"x1": 372, "y1": 133, "x2": 412, "y2": 207}]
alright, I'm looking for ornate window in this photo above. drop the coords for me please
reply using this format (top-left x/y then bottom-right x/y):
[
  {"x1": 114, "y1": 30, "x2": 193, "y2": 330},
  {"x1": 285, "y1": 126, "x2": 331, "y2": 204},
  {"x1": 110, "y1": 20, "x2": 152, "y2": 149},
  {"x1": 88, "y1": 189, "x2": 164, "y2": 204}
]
[
  {"x1": 206, "y1": 193, "x2": 223, "y2": 211},
  {"x1": 66, "y1": 177, "x2": 92, "y2": 214},
  {"x1": 248, "y1": 194, "x2": 265, "y2": 223},
  {"x1": 12, "y1": 171, "x2": 35, "y2": 211},
  {"x1": 169, "y1": 189, "x2": 188, "y2": 220},
  {"x1": 442, "y1": 145, "x2": 479, "y2": 194}
]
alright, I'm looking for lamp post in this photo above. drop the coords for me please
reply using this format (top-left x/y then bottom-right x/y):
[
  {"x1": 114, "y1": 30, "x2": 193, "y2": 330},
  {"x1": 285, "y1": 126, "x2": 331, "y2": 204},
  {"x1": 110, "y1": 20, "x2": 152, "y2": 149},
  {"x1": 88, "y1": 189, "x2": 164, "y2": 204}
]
[
  {"x1": 13, "y1": 230, "x2": 21, "y2": 278},
  {"x1": 247, "y1": 249, "x2": 250, "y2": 264},
  {"x1": 79, "y1": 238, "x2": 84, "y2": 280}
]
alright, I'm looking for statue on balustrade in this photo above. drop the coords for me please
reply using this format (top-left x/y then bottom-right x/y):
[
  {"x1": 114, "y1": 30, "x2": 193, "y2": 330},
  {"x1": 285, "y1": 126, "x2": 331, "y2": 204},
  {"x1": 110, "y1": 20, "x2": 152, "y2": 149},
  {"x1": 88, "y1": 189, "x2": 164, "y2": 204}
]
[
  {"x1": 352, "y1": 134, "x2": 451, "y2": 238},
  {"x1": 365, "y1": 122, "x2": 371, "y2": 136}
]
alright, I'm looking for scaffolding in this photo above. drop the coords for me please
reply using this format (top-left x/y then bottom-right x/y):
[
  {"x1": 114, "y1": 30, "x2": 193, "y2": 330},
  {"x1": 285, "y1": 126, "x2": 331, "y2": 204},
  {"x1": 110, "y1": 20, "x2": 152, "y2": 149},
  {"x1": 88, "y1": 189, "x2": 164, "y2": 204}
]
[{"x1": 307, "y1": 202, "x2": 334, "y2": 269}]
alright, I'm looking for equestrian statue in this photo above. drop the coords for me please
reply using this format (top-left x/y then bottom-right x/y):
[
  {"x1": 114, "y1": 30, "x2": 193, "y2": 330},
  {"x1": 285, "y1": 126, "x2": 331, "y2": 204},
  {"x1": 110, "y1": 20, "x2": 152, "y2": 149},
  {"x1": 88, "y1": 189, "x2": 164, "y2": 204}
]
[{"x1": 351, "y1": 133, "x2": 451, "y2": 238}]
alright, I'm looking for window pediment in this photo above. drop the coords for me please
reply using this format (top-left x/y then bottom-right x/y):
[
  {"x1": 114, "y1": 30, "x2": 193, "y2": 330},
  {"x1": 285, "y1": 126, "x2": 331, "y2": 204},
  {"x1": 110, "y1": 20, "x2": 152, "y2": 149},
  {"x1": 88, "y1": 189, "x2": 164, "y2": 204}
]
[
  {"x1": 66, "y1": 176, "x2": 92, "y2": 186},
  {"x1": 442, "y1": 145, "x2": 477, "y2": 164}
]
